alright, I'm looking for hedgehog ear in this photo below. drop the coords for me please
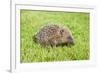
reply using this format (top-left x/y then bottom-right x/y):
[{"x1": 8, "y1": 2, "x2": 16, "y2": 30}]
[{"x1": 60, "y1": 29, "x2": 64, "y2": 35}]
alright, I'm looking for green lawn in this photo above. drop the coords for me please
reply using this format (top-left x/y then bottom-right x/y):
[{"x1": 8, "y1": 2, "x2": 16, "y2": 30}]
[{"x1": 20, "y1": 10, "x2": 90, "y2": 63}]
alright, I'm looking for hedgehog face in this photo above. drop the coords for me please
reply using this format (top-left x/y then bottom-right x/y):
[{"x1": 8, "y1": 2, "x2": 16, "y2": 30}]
[{"x1": 60, "y1": 28, "x2": 74, "y2": 45}]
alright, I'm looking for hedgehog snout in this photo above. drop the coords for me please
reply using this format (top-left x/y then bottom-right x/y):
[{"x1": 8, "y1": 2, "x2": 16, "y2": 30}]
[{"x1": 67, "y1": 36, "x2": 74, "y2": 45}]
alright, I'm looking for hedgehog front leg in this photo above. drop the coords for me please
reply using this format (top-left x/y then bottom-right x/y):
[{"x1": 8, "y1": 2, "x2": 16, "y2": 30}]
[{"x1": 49, "y1": 40, "x2": 57, "y2": 48}]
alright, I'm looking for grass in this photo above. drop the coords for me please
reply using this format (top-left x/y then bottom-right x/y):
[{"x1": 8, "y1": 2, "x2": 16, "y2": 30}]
[{"x1": 20, "y1": 10, "x2": 90, "y2": 63}]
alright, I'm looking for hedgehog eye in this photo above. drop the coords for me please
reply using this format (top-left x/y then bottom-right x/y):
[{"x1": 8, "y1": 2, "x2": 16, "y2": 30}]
[{"x1": 60, "y1": 29, "x2": 64, "y2": 35}]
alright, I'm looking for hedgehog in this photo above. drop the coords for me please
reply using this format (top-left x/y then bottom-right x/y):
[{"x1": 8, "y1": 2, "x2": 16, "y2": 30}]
[{"x1": 33, "y1": 24, "x2": 74, "y2": 47}]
